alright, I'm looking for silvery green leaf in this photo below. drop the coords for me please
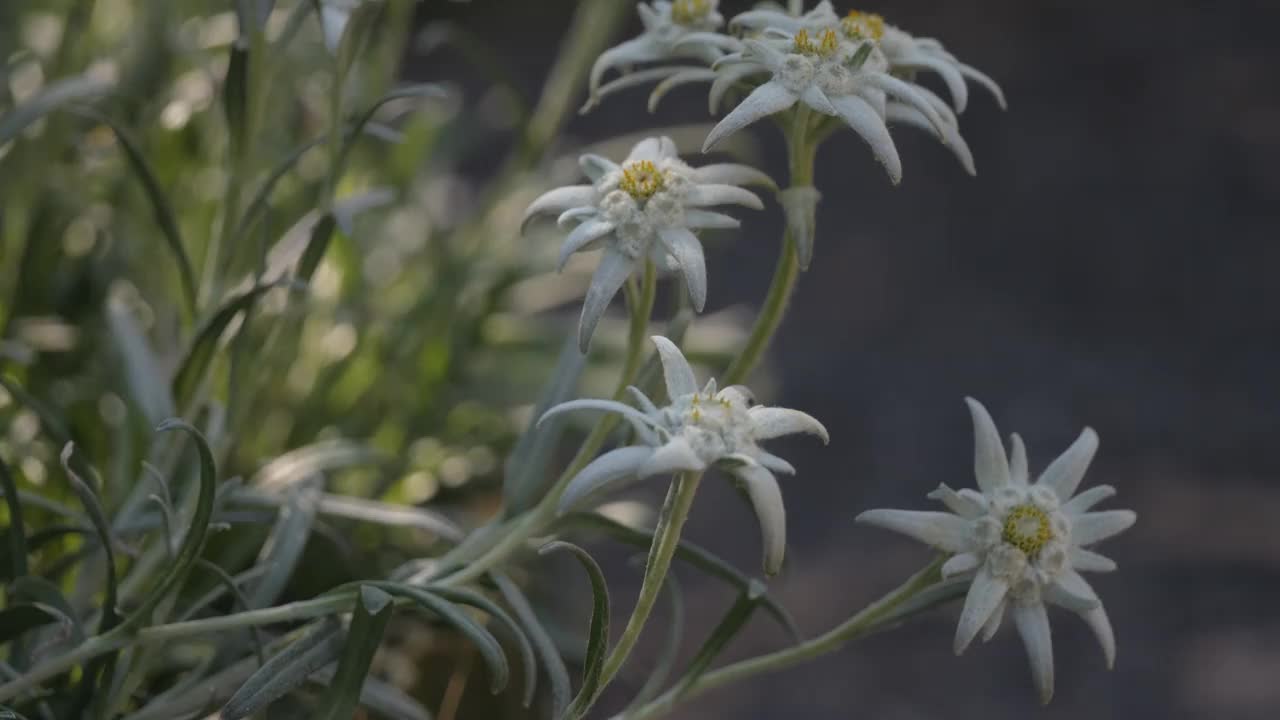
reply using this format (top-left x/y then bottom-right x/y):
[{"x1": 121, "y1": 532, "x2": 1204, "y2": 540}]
[
  {"x1": 0, "y1": 73, "x2": 114, "y2": 147},
  {"x1": 492, "y1": 572, "x2": 572, "y2": 718},
  {"x1": 221, "y1": 620, "x2": 346, "y2": 719},
  {"x1": 246, "y1": 482, "x2": 321, "y2": 610},
  {"x1": 539, "y1": 541, "x2": 610, "y2": 719},
  {"x1": 778, "y1": 186, "x2": 821, "y2": 270},
  {"x1": 315, "y1": 586, "x2": 395, "y2": 720}
]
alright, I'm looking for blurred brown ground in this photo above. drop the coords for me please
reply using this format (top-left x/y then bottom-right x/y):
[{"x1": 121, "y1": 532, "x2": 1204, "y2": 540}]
[{"x1": 406, "y1": 1, "x2": 1280, "y2": 717}]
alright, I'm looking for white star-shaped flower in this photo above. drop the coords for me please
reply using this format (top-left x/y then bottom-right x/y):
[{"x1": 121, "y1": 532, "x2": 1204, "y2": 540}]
[
  {"x1": 731, "y1": 3, "x2": 1006, "y2": 114},
  {"x1": 522, "y1": 137, "x2": 770, "y2": 352},
  {"x1": 701, "y1": 26, "x2": 952, "y2": 185},
  {"x1": 857, "y1": 398, "x2": 1136, "y2": 704},
  {"x1": 541, "y1": 336, "x2": 828, "y2": 575},
  {"x1": 586, "y1": 0, "x2": 727, "y2": 109}
]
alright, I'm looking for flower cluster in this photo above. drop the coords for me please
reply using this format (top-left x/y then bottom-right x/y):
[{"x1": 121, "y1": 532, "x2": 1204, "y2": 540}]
[
  {"x1": 858, "y1": 399, "x2": 1136, "y2": 703},
  {"x1": 523, "y1": 137, "x2": 770, "y2": 352},
  {"x1": 542, "y1": 336, "x2": 828, "y2": 575},
  {"x1": 589, "y1": 0, "x2": 1005, "y2": 184}
]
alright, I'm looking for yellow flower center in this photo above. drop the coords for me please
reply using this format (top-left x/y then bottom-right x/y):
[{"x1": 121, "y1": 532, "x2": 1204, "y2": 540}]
[
  {"x1": 842, "y1": 10, "x2": 885, "y2": 41},
  {"x1": 1001, "y1": 504, "x2": 1053, "y2": 556},
  {"x1": 671, "y1": 0, "x2": 711, "y2": 26},
  {"x1": 793, "y1": 29, "x2": 840, "y2": 57},
  {"x1": 619, "y1": 160, "x2": 665, "y2": 200}
]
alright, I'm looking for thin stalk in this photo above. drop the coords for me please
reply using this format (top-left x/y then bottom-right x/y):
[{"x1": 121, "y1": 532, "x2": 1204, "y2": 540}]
[
  {"x1": 0, "y1": 594, "x2": 353, "y2": 702},
  {"x1": 721, "y1": 111, "x2": 817, "y2": 386},
  {"x1": 623, "y1": 559, "x2": 947, "y2": 720},
  {"x1": 593, "y1": 471, "x2": 703, "y2": 701},
  {"x1": 438, "y1": 260, "x2": 657, "y2": 586}
]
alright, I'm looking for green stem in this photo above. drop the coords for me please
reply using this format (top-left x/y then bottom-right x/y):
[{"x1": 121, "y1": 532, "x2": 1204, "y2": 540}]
[
  {"x1": 594, "y1": 471, "x2": 703, "y2": 701},
  {"x1": 438, "y1": 260, "x2": 657, "y2": 586},
  {"x1": 0, "y1": 594, "x2": 353, "y2": 702},
  {"x1": 624, "y1": 559, "x2": 947, "y2": 720},
  {"x1": 721, "y1": 112, "x2": 816, "y2": 386}
]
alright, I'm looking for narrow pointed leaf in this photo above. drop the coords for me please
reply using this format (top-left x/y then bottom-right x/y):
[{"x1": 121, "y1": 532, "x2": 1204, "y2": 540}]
[
  {"x1": 0, "y1": 74, "x2": 114, "y2": 146},
  {"x1": 246, "y1": 483, "x2": 320, "y2": 610},
  {"x1": 370, "y1": 583, "x2": 510, "y2": 693},
  {"x1": 127, "y1": 420, "x2": 221, "y2": 625},
  {"x1": 492, "y1": 572, "x2": 572, "y2": 719},
  {"x1": 70, "y1": 107, "x2": 197, "y2": 315},
  {"x1": 316, "y1": 585, "x2": 395, "y2": 720},
  {"x1": 504, "y1": 332, "x2": 587, "y2": 515},
  {"x1": 671, "y1": 581, "x2": 765, "y2": 699},
  {"x1": 623, "y1": 571, "x2": 684, "y2": 712},
  {"x1": 0, "y1": 459, "x2": 27, "y2": 580},
  {"x1": 427, "y1": 586, "x2": 538, "y2": 708},
  {"x1": 560, "y1": 512, "x2": 800, "y2": 641},
  {"x1": 220, "y1": 620, "x2": 346, "y2": 719},
  {"x1": 172, "y1": 280, "x2": 301, "y2": 407},
  {"x1": 539, "y1": 541, "x2": 610, "y2": 717}
]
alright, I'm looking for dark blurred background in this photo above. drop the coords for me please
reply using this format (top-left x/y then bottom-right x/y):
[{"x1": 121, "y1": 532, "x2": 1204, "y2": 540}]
[{"x1": 411, "y1": 1, "x2": 1280, "y2": 718}]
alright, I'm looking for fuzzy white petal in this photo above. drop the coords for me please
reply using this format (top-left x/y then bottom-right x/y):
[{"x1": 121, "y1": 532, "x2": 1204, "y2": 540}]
[
  {"x1": 981, "y1": 599, "x2": 1006, "y2": 642},
  {"x1": 578, "y1": 249, "x2": 636, "y2": 352},
  {"x1": 557, "y1": 206, "x2": 599, "y2": 227},
  {"x1": 863, "y1": 73, "x2": 950, "y2": 135},
  {"x1": 558, "y1": 220, "x2": 616, "y2": 270},
  {"x1": 955, "y1": 566, "x2": 1009, "y2": 654},
  {"x1": 683, "y1": 184, "x2": 765, "y2": 210},
  {"x1": 683, "y1": 209, "x2": 741, "y2": 230},
  {"x1": 942, "y1": 552, "x2": 981, "y2": 578},
  {"x1": 626, "y1": 385, "x2": 660, "y2": 415},
  {"x1": 749, "y1": 407, "x2": 829, "y2": 443},
  {"x1": 1036, "y1": 428, "x2": 1099, "y2": 501},
  {"x1": 557, "y1": 446, "x2": 654, "y2": 513},
  {"x1": 589, "y1": 37, "x2": 665, "y2": 94},
  {"x1": 539, "y1": 398, "x2": 657, "y2": 434},
  {"x1": 1061, "y1": 485, "x2": 1116, "y2": 516},
  {"x1": 1072, "y1": 510, "x2": 1136, "y2": 546},
  {"x1": 1013, "y1": 602, "x2": 1055, "y2": 705},
  {"x1": 896, "y1": 52, "x2": 969, "y2": 113},
  {"x1": 658, "y1": 227, "x2": 708, "y2": 312},
  {"x1": 829, "y1": 94, "x2": 903, "y2": 184},
  {"x1": 732, "y1": 462, "x2": 788, "y2": 576},
  {"x1": 856, "y1": 509, "x2": 972, "y2": 553},
  {"x1": 639, "y1": 435, "x2": 706, "y2": 477},
  {"x1": 884, "y1": 103, "x2": 976, "y2": 176},
  {"x1": 927, "y1": 483, "x2": 987, "y2": 519},
  {"x1": 580, "y1": 154, "x2": 620, "y2": 182},
  {"x1": 703, "y1": 80, "x2": 798, "y2": 152},
  {"x1": 1008, "y1": 433, "x2": 1028, "y2": 486},
  {"x1": 690, "y1": 163, "x2": 776, "y2": 189},
  {"x1": 650, "y1": 335, "x2": 698, "y2": 399},
  {"x1": 800, "y1": 85, "x2": 837, "y2": 116},
  {"x1": 523, "y1": 186, "x2": 595, "y2": 231},
  {"x1": 648, "y1": 68, "x2": 719, "y2": 112},
  {"x1": 752, "y1": 449, "x2": 796, "y2": 475},
  {"x1": 708, "y1": 62, "x2": 765, "y2": 114},
  {"x1": 965, "y1": 397, "x2": 1011, "y2": 493},
  {"x1": 1069, "y1": 546, "x2": 1117, "y2": 573},
  {"x1": 1079, "y1": 598, "x2": 1116, "y2": 668},
  {"x1": 959, "y1": 62, "x2": 1008, "y2": 109},
  {"x1": 1045, "y1": 569, "x2": 1102, "y2": 612}
]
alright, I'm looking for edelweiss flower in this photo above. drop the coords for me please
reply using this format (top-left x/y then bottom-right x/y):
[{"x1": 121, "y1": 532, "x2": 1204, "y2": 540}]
[
  {"x1": 857, "y1": 398, "x2": 1136, "y2": 703},
  {"x1": 702, "y1": 26, "x2": 951, "y2": 185},
  {"x1": 541, "y1": 336, "x2": 828, "y2": 575},
  {"x1": 522, "y1": 137, "x2": 769, "y2": 352},
  {"x1": 731, "y1": 2, "x2": 1006, "y2": 114},
  {"x1": 586, "y1": 0, "x2": 727, "y2": 108}
]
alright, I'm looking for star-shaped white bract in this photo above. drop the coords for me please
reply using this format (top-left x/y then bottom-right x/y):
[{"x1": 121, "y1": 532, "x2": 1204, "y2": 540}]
[
  {"x1": 731, "y1": 3, "x2": 1006, "y2": 115},
  {"x1": 540, "y1": 336, "x2": 829, "y2": 575},
  {"x1": 857, "y1": 398, "x2": 1136, "y2": 704},
  {"x1": 587, "y1": 0, "x2": 727, "y2": 108},
  {"x1": 522, "y1": 137, "x2": 770, "y2": 352},
  {"x1": 702, "y1": 25, "x2": 952, "y2": 185}
]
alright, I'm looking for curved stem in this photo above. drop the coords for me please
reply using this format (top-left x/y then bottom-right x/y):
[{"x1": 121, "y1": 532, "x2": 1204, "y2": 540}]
[
  {"x1": 623, "y1": 559, "x2": 947, "y2": 720},
  {"x1": 439, "y1": 260, "x2": 657, "y2": 587},
  {"x1": 721, "y1": 112, "x2": 817, "y2": 386},
  {"x1": 595, "y1": 471, "x2": 703, "y2": 698}
]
